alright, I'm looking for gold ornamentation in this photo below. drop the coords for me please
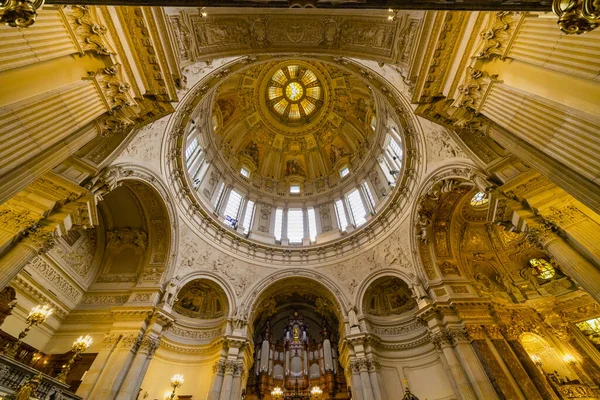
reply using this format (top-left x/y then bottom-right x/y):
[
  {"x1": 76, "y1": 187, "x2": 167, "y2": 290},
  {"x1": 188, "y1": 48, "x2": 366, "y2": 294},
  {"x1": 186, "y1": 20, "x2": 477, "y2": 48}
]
[
  {"x1": 553, "y1": 0, "x2": 600, "y2": 34},
  {"x1": 87, "y1": 64, "x2": 135, "y2": 112},
  {"x1": 0, "y1": 0, "x2": 43, "y2": 27},
  {"x1": 473, "y1": 12, "x2": 519, "y2": 59},
  {"x1": 65, "y1": 5, "x2": 113, "y2": 55}
]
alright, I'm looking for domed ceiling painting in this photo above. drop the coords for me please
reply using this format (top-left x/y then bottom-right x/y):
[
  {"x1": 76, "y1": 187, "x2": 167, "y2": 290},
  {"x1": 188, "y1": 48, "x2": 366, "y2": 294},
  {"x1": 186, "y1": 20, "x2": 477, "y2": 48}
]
[
  {"x1": 212, "y1": 60, "x2": 376, "y2": 186},
  {"x1": 174, "y1": 279, "x2": 229, "y2": 319}
]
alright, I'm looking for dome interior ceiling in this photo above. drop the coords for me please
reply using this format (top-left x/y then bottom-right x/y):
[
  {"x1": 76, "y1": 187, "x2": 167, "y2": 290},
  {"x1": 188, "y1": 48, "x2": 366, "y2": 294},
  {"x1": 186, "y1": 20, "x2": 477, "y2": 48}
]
[{"x1": 212, "y1": 60, "x2": 377, "y2": 184}]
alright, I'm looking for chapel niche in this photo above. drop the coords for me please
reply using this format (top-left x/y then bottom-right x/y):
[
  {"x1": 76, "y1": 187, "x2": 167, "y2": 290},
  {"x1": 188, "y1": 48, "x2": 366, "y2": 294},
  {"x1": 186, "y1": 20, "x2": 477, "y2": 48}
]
[
  {"x1": 173, "y1": 279, "x2": 228, "y2": 319},
  {"x1": 362, "y1": 276, "x2": 416, "y2": 317}
]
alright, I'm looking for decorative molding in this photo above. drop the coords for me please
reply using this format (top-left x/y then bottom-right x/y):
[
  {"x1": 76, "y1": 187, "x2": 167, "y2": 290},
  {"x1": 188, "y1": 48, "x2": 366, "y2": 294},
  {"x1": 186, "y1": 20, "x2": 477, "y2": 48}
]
[
  {"x1": 24, "y1": 257, "x2": 82, "y2": 302},
  {"x1": 63, "y1": 5, "x2": 113, "y2": 55},
  {"x1": 80, "y1": 294, "x2": 129, "y2": 305}
]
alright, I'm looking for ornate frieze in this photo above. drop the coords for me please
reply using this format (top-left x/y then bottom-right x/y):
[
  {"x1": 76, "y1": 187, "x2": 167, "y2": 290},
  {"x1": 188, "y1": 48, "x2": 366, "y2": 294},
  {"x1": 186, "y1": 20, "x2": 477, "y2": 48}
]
[
  {"x1": 24, "y1": 257, "x2": 81, "y2": 302},
  {"x1": 103, "y1": 333, "x2": 122, "y2": 349},
  {"x1": 80, "y1": 294, "x2": 129, "y2": 305},
  {"x1": 166, "y1": 325, "x2": 225, "y2": 340}
]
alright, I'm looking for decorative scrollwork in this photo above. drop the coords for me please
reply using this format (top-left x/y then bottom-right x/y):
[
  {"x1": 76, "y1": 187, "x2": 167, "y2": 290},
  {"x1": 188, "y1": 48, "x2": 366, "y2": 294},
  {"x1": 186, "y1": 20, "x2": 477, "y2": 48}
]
[{"x1": 553, "y1": 0, "x2": 600, "y2": 34}]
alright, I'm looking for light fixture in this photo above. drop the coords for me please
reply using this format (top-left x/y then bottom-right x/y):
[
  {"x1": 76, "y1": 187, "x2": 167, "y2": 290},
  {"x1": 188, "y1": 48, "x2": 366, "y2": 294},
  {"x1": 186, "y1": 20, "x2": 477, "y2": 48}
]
[
  {"x1": 388, "y1": 9, "x2": 399, "y2": 21},
  {"x1": 57, "y1": 335, "x2": 93, "y2": 382},
  {"x1": 2, "y1": 304, "x2": 53, "y2": 358},
  {"x1": 531, "y1": 355, "x2": 543, "y2": 367},
  {"x1": 563, "y1": 354, "x2": 577, "y2": 365},
  {"x1": 271, "y1": 386, "x2": 284, "y2": 399},
  {"x1": 169, "y1": 374, "x2": 184, "y2": 399},
  {"x1": 310, "y1": 386, "x2": 323, "y2": 399},
  {"x1": 198, "y1": 7, "x2": 207, "y2": 17}
]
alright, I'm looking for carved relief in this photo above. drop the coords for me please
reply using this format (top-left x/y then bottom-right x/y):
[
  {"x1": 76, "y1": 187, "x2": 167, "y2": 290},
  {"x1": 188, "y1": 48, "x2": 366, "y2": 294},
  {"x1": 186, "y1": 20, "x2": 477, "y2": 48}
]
[{"x1": 24, "y1": 257, "x2": 81, "y2": 302}]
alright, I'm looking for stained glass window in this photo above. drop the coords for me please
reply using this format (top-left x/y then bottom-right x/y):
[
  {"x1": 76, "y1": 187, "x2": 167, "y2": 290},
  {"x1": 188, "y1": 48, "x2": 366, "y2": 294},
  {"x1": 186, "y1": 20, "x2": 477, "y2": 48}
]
[
  {"x1": 470, "y1": 191, "x2": 489, "y2": 207},
  {"x1": 267, "y1": 65, "x2": 323, "y2": 121},
  {"x1": 529, "y1": 258, "x2": 555, "y2": 280}
]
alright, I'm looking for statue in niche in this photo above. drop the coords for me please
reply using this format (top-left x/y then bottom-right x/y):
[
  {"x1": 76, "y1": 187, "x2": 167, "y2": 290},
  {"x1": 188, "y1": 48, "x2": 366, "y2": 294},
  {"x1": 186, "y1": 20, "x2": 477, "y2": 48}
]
[
  {"x1": 410, "y1": 279, "x2": 428, "y2": 300},
  {"x1": 163, "y1": 276, "x2": 180, "y2": 306},
  {"x1": 415, "y1": 212, "x2": 431, "y2": 243},
  {"x1": 348, "y1": 306, "x2": 359, "y2": 328}
]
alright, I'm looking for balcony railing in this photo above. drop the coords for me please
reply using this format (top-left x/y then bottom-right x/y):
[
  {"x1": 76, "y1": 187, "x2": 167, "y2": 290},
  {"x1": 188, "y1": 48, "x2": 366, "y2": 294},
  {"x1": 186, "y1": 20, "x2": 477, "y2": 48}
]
[{"x1": 0, "y1": 354, "x2": 81, "y2": 399}]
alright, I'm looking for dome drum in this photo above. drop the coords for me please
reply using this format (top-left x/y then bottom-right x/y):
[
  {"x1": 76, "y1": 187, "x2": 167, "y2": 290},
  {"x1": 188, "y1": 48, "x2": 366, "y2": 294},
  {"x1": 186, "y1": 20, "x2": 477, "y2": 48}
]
[{"x1": 172, "y1": 55, "x2": 419, "y2": 258}]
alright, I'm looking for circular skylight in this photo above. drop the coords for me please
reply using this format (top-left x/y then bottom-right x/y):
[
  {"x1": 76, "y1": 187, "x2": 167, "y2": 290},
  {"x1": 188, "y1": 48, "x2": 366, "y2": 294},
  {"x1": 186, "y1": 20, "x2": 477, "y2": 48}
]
[{"x1": 267, "y1": 65, "x2": 322, "y2": 121}]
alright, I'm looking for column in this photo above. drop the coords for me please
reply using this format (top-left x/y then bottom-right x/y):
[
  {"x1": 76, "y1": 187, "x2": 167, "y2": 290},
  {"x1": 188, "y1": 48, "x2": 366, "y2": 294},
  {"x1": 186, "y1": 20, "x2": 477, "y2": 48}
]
[
  {"x1": 115, "y1": 335, "x2": 159, "y2": 400},
  {"x1": 208, "y1": 360, "x2": 226, "y2": 400},
  {"x1": 219, "y1": 360, "x2": 236, "y2": 400},
  {"x1": 281, "y1": 207, "x2": 288, "y2": 244},
  {"x1": 431, "y1": 330, "x2": 478, "y2": 400},
  {"x1": 0, "y1": 226, "x2": 55, "y2": 289},
  {"x1": 348, "y1": 360, "x2": 364, "y2": 400},
  {"x1": 231, "y1": 362, "x2": 244, "y2": 400},
  {"x1": 503, "y1": 330, "x2": 561, "y2": 400},
  {"x1": 357, "y1": 358, "x2": 374, "y2": 400},
  {"x1": 367, "y1": 360, "x2": 384, "y2": 400},
  {"x1": 77, "y1": 333, "x2": 122, "y2": 398},
  {"x1": 533, "y1": 223, "x2": 600, "y2": 305},
  {"x1": 480, "y1": 326, "x2": 528, "y2": 399},
  {"x1": 569, "y1": 324, "x2": 600, "y2": 382},
  {"x1": 89, "y1": 332, "x2": 142, "y2": 399}
]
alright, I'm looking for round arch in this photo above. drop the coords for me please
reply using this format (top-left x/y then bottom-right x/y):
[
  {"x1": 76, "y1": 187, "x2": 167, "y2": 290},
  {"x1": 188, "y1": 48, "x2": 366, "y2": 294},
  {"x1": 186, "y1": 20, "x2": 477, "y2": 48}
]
[
  {"x1": 176, "y1": 270, "x2": 238, "y2": 319},
  {"x1": 241, "y1": 269, "x2": 351, "y2": 330},
  {"x1": 101, "y1": 163, "x2": 179, "y2": 286},
  {"x1": 354, "y1": 268, "x2": 417, "y2": 317}
]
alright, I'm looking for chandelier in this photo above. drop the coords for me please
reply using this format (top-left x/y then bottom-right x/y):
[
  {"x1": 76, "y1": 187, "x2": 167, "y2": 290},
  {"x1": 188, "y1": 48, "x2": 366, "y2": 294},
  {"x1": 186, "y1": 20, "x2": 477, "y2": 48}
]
[
  {"x1": 310, "y1": 386, "x2": 323, "y2": 399},
  {"x1": 271, "y1": 386, "x2": 284, "y2": 399}
]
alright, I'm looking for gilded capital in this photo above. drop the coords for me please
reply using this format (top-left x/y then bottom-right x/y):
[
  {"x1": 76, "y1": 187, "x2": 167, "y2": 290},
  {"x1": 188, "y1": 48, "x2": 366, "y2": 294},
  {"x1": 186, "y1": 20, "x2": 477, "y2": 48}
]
[
  {"x1": 0, "y1": 0, "x2": 44, "y2": 28},
  {"x1": 553, "y1": 0, "x2": 600, "y2": 34}
]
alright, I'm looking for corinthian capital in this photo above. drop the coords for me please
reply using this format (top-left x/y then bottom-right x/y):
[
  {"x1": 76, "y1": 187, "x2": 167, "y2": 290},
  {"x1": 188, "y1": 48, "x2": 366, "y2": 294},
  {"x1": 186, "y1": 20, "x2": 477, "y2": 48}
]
[
  {"x1": 0, "y1": 0, "x2": 44, "y2": 27},
  {"x1": 553, "y1": 0, "x2": 600, "y2": 34}
]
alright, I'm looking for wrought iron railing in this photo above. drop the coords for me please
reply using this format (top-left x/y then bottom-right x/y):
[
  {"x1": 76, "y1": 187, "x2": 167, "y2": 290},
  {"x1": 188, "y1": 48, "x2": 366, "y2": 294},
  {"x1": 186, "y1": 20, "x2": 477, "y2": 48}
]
[{"x1": 0, "y1": 354, "x2": 81, "y2": 399}]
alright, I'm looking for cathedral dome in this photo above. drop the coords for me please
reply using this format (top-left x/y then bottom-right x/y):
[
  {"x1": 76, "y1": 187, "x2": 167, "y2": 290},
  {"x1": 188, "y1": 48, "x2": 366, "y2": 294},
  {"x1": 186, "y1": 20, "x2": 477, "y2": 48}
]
[
  {"x1": 179, "y1": 55, "x2": 416, "y2": 250},
  {"x1": 210, "y1": 59, "x2": 377, "y2": 187}
]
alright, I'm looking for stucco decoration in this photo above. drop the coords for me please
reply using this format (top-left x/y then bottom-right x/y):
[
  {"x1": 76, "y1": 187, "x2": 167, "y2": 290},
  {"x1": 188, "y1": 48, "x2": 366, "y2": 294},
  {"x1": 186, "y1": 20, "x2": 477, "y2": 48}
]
[
  {"x1": 174, "y1": 278, "x2": 229, "y2": 319},
  {"x1": 363, "y1": 276, "x2": 416, "y2": 316}
]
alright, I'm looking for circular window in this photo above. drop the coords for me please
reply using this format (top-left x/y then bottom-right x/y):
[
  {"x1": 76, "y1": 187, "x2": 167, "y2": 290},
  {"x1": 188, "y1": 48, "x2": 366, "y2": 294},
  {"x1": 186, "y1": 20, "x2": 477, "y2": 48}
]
[{"x1": 267, "y1": 65, "x2": 322, "y2": 121}]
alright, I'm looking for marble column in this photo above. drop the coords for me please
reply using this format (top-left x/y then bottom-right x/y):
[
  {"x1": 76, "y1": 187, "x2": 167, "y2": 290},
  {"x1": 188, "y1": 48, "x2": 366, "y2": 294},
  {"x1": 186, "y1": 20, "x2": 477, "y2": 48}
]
[
  {"x1": 451, "y1": 330, "x2": 501, "y2": 400},
  {"x1": 357, "y1": 358, "x2": 374, "y2": 400},
  {"x1": 89, "y1": 332, "x2": 142, "y2": 399},
  {"x1": 432, "y1": 330, "x2": 478, "y2": 400},
  {"x1": 115, "y1": 335, "x2": 159, "y2": 400},
  {"x1": 530, "y1": 222, "x2": 600, "y2": 306},
  {"x1": 349, "y1": 361, "x2": 365, "y2": 400},
  {"x1": 231, "y1": 362, "x2": 244, "y2": 400},
  {"x1": 208, "y1": 360, "x2": 226, "y2": 400},
  {"x1": 367, "y1": 359, "x2": 383, "y2": 400},
  {"x1": 505, "y1": 336, "x2": 560, "y2": 400},
  {"x1": 219, "y1": 360, "x2": 236, "y2": 400},
  {"x1": 77, "y1": 333, "x2": 122, "y2": 398}
]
